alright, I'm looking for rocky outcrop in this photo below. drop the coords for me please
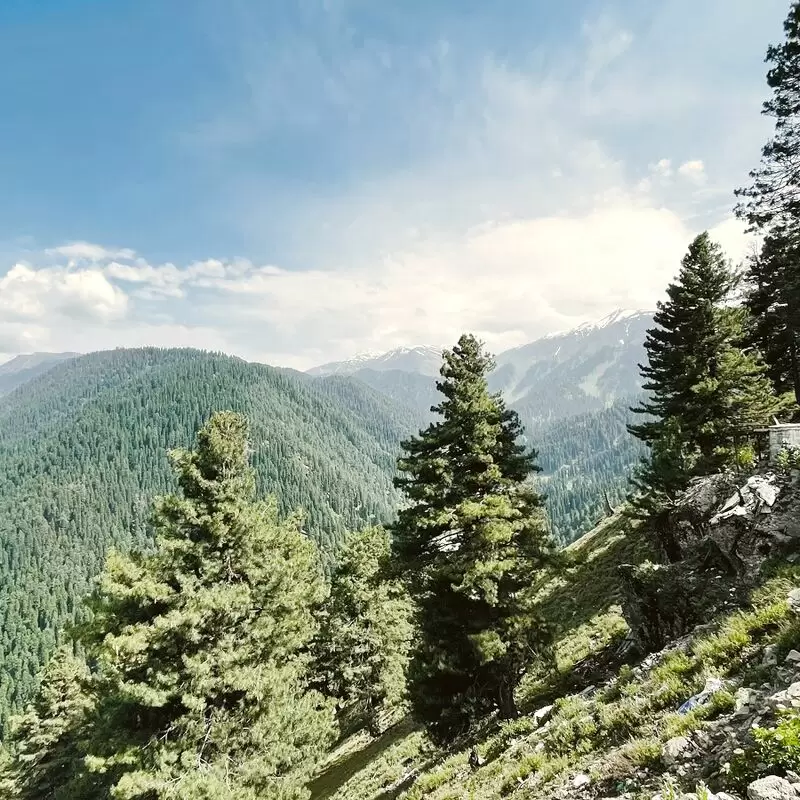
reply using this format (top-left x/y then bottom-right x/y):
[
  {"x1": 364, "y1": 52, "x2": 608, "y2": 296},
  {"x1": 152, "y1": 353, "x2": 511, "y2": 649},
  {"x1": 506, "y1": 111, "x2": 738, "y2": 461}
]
[{"x1": 620, "y1": 470, "x2": 800, "y2": 655}]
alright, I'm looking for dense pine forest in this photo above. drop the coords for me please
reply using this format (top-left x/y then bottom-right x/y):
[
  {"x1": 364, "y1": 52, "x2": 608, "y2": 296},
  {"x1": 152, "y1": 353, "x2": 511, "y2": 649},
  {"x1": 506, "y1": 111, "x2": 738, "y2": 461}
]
[
  {"x1": 0, "y1": 348, "x2": 415, "y2": 730},
  {"x1": 0, "y1": 343, "x2": 644, "y2": 734}
]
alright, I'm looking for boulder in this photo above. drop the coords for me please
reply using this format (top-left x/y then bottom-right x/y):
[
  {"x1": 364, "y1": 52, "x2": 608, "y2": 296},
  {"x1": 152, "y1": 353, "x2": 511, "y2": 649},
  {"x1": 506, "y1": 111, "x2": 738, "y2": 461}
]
[
  {"x1": 533, "y1": 704, "x2": 554, "y2": 726},
  {"x1": 747, "y1": 775, "x2": 798, "y2": 799},
  {"x1": 572, "y1": 773, "x2": 591, "y2": 789},
  {"x1": 764, "y1": 644, "x2": 780, "y2": 666},
  {"x1": 662, "y1": 735, "x2": 693, "y2": 766},
  {"x1": 767, "y1": 681, "x2": 800, "y2": 711},
  {"x1": 734, "y1": 687, "x2": 762, "y2": 717}
]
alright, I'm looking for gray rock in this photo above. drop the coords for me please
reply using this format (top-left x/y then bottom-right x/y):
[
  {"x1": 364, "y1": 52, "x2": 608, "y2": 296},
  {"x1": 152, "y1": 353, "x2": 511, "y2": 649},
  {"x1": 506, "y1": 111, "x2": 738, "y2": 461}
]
[
  {"x1": 533, "y1": 704, "x2": 554, "y2": 725},
  {"x1": 662, "y1": 735, "x2": 692, "y2": 766},
  {"x1": 764, "y1": 644, "x2": 780, "y2": 666},
  {"x1": 767, "y1": 682, "x2": 800, "y2": 711},
  {"x1": 572, "y1": 773, "x2": 591, "y2": 789},
  {"x1": 786, "y1": 650, "x2": 800, "y2": 664},
  {"x1": 747, "y1": 775, "x2": 798, "y2": 799},
  {"x1": 735, "y1": 687, "x2": 762, "y2": 716},
  {"x1": 788, "y1": 588, "x2": 800, "y2": 616}
]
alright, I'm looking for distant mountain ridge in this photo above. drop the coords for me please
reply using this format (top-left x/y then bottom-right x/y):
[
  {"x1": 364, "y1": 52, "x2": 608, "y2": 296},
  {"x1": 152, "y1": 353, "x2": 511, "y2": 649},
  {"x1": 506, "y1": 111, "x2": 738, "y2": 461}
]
[
  {"x1": 311, "y1": 310, "x2": 654, "y2": 424},
  {"x1": 308, "y1": 345, "x2": 443, "y2": 378},
  {"x1": 0, "y1": 352, "x2": 79, "y2": 396}
]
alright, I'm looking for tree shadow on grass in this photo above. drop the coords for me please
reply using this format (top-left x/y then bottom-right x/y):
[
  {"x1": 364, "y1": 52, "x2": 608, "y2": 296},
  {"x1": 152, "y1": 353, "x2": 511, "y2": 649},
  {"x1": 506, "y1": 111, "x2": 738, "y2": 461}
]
[
  {"x1": 536, "y1": 515, "x2": 654, "y2": 643},
  {"x1": 307, "y1": 717, "x2": 417, "y2": 800}
]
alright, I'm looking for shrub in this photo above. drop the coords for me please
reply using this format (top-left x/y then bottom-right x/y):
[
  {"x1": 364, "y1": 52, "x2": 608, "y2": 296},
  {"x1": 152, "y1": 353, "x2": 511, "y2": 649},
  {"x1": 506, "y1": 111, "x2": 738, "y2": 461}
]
[{"x1": 730, "y1": 711, "x2": 800, "y2": 788}]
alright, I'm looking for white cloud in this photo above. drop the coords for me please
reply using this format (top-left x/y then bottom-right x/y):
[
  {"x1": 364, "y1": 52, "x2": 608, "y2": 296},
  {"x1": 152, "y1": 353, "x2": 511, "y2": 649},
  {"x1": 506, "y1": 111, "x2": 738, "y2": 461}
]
[
  {"x1": 678, "y1": 159, "x2": 706, "y2": 183},
  {"x1": 650, "y1": 158, "x2": 673, "y2": 178},
  {"x1": 45, "y1": 242, "x2": 137, "y2": 262},
  {"x1": 1, "y1": 1, "x2": 780, "y2": 367},
  {"x1": 0, "y1": 263, "x2": 128, "y2": 323},
  {"x1": 0, "y1": 205, "x2": 756, "y2": 369}
]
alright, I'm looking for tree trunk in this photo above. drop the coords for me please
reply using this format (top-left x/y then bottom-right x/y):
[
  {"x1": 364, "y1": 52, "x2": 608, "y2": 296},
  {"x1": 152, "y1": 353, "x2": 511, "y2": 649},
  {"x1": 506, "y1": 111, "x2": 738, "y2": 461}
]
[
  {"x1": 603, "y1": 490, "x2": 615, "y2": 517},
  {"x1": 497, "y1": 680, "x2": 519, "y2": 720}
]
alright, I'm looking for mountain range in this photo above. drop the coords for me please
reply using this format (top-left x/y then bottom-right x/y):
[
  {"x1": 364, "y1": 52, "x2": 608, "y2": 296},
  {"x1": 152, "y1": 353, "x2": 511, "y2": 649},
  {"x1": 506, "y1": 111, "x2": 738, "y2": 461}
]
[
  {"x1": 0, "y1": 351, "x2": 79, "y2": 396},
  {"x1": 309, "y1": 309, "x2": 652, "y2": 425}
]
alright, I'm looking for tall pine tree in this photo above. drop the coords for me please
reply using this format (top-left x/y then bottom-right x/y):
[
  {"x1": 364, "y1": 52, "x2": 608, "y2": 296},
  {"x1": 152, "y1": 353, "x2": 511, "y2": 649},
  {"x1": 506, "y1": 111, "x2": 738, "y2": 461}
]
[
  {"x1": 629, "y1": 234, "x2": 781, "y2": 556},
  {"x1": 735, "y1": 1, "x2": 800, "y2": 406},
  {"x1": 391, "y1": 335, "x2": 553, "y2": 741},
  {"x1": 5, "y1": 647, "x2": 94, "y2": 799},
  {"x1": 74, "y1": 412, "x2": 334, "y2": 799}
]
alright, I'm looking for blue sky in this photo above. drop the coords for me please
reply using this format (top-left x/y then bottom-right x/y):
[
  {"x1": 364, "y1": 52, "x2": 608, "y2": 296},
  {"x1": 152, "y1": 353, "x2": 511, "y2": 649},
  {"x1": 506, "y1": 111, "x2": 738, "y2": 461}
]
[{"x1": 0, "y1": 0, "x2": 790, "y2": 367}]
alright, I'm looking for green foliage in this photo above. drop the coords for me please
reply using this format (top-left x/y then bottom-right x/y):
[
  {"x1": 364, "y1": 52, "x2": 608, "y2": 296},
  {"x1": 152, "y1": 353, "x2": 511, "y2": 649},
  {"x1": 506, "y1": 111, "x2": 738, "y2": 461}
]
[
  {"x1": 77, "y1": 411, "x2": 335, "y2": 798},
  {"x1": 313, "y1": 526, "x2": 413, "y2": 734},
  {"x1": 736, "y1": 1, "x2": 800, "y2": 230},
  {"x1": 776, "y1": 445, "x2": 800, "y2": 471},
  {"x1": 392, "y1": 334, "x2": 554, "y2": 740},
  {"x1": 628, "y1": 233, "x2": 780, "y2": 550},
  {"x1": 7, "y1": 413, "x2": 335, "y2": 799},
  {"x1": 743, "y1": 232, "x2": 800, "y2": 406},
  {"x1": 731, "y1": 712, "x2": 800, "y2": 788},
  {"x1": 736, "y1": 0, "x2": 800, "y2": 406},
  {"x1": 4, "y1": 647, "x2": 93, "y2": 799}
]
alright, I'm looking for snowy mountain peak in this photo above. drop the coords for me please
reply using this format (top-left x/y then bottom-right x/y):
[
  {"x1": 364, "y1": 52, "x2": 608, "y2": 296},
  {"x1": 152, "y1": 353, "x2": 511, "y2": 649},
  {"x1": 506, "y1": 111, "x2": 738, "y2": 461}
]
[
  {"x1": 574, "y1": 308, "x2": 650, "y2": 333},
  {"x1": 308, "y1": 344, "x2": 443, "y2": 377}
]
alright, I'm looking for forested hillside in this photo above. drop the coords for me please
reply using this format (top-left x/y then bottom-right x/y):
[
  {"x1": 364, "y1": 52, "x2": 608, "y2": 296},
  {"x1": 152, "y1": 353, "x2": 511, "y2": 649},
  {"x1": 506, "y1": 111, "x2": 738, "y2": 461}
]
[
  {"x1": 532, "y1": 398, "x2": 647, "y2": 541},
  {"x1": 0, "y1": 347, "x2": 415, "y2": 731}
]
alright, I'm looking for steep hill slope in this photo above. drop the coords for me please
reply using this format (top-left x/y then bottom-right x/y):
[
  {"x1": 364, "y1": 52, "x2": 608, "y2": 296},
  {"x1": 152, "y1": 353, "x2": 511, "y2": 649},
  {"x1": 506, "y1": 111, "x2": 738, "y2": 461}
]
[
  {"x1": 491, "y1": 310, "x2": 651, "y2": 421},
  {"x1": 308, "y1": 501, "x2": 800, "y2": 800},
  {"x1": 0, "y1": 352, "x2": 79, "y2": 396},
  {"x1": 0, "y1": 347, "x2": 414, "y2": 730}
]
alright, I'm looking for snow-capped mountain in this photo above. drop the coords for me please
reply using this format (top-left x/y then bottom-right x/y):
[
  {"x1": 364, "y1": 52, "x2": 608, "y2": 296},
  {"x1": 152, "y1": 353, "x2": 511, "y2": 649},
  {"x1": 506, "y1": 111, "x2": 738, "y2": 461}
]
[
  {"x1": 309, "y1": 310, "x2": 654, "y2": 424},
  {"x1": 308, "y1": 345, "x2": 443, "y2": 378},
  {"x1": 491, "y1": 310, "x2": 653, "y2": 415}
]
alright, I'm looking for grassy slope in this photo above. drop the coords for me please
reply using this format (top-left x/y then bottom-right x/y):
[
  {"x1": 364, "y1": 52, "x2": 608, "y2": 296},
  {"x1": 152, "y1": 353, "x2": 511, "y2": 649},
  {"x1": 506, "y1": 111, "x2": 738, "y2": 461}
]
[
  {"x1": 308, "y1": 515, "x2": 800, "y2": 800},
  {"x1": 308, "y1": 513, "x2": 655, "y2": 800}
]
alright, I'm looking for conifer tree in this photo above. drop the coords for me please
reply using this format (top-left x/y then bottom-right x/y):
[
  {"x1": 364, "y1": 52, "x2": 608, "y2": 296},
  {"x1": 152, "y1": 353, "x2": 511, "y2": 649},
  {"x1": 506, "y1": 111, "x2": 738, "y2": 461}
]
[
  {"x1": 77, "y1": 412, "x2": 334, "y2": 799},
  {"x1": 629, "y1": 234, "x2": 782, "y2": 549},
  {"x1": 735, "y1": 1, "x2": 800, "y2": 409},
  {"x1": 736, "y1": 0, "x2": 800, "y2": 230},
  {"x1": 391, "y1": 334, "x2": 553, "y2": 741},
  {"x1": 745, "y1": 230, "x2": 800, "y2": 406},
  {"x1": 0, "y1": 746, "x2": 18, "y2": 799},
  {"x1": 4, "y1": 647, "x2": 94, "y2": 800},
  {"x1": 313, "y1": 526, "x2": 413, "y2": 736}
]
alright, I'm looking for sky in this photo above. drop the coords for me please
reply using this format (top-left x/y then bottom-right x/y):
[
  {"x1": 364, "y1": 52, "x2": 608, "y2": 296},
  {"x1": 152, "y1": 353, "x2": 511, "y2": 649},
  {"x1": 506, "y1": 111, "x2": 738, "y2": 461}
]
[{"x1": 0, "y1": 0, "x2": 789, "y2": 369}]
